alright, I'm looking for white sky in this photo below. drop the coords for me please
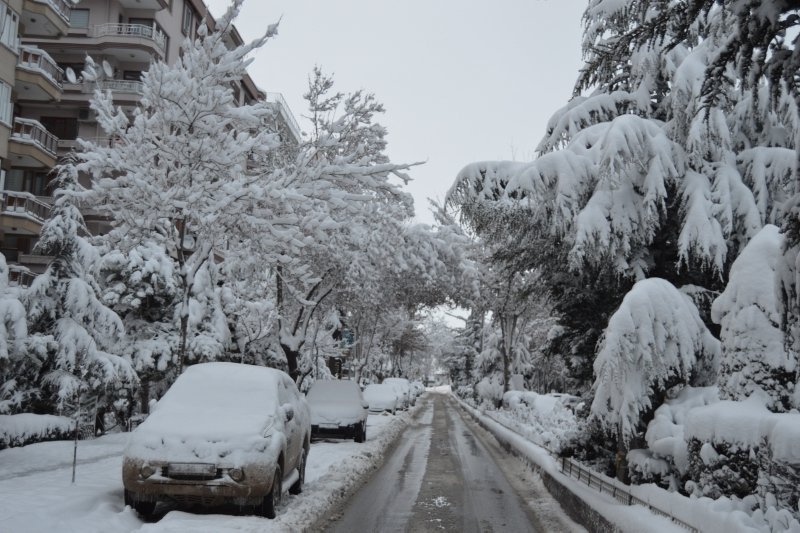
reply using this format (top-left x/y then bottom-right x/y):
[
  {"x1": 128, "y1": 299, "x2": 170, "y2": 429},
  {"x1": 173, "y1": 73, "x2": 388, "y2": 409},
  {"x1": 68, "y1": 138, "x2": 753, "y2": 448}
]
[{"x1": 206, "y1": 0, "x2": 587, "y2": 224}]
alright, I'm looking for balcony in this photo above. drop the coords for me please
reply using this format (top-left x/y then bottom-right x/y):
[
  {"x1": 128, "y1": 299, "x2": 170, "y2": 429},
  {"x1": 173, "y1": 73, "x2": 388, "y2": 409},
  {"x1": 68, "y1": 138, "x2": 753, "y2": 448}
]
[
  {"x1": 87, "y1": 23, "x2": 166, "y2": 61},
  {"x1": 15, "y1": 46, "x2": 63, "y2": 102},
  {"x1": 22, "y1": 0, "x2": 71, "y2": 37},
  {"x1": 57, "y1": 137, "x2": 122, "y2": 154},
  {"x1": 8, "y1": 118, "x2": 59, "y2": 168},
  {"x1": 7, "y1": 265, "x2": 37, "y2": 287},
  {"x1": 1, "y1": 191, "x2": 51, "y2": 236},
  {"x1": 88, "y1": 80, "x2": 145, "y2": 102},
  {"x1": 266, "y1": 93, "x2": 303, "y2": 144}
]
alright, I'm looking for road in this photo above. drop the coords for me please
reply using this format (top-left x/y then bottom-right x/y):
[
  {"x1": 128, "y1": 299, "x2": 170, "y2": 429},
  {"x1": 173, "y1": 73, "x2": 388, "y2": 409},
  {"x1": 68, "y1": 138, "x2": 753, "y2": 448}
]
[{"x1": 322, "y1": 393, "x2": 585, "y2": 533}]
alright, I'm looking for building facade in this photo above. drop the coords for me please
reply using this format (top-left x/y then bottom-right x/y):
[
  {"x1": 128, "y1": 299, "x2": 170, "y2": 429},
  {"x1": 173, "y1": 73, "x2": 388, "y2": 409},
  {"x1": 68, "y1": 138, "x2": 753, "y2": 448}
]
[{"x1": 0, "y1": 0, "x2": 300, "y2": 284}]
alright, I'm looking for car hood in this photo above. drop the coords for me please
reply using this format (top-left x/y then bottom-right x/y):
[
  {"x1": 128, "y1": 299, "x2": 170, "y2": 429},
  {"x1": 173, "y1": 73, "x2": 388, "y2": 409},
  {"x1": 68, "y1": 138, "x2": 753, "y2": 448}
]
[{"x1": 124, "y1": 412, "x2": 279, "y2": 465}]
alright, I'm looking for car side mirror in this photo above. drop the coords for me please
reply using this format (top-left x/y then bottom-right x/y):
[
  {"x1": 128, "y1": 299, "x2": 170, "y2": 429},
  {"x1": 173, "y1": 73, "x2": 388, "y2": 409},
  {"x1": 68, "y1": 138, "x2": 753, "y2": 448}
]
[
  {"x1": 362, "y1": 401, "x2": 369, "y2": 409},
  {"x1": 282, "y1": 403, "x2": 295, "y2": 422}
]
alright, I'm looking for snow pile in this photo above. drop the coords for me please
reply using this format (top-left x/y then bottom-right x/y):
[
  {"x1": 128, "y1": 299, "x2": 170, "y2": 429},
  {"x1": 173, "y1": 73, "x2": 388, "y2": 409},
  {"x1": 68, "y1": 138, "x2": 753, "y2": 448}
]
[
  {"x1": 488, "y1": 391, "x2": 581, "y2": 454},
  {"x1": 0, "y1": 413, "x2": 74, "y2": 449}
]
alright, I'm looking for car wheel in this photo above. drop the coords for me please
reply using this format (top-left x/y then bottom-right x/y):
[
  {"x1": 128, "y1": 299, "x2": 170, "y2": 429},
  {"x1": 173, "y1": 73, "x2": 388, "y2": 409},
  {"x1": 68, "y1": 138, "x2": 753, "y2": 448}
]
[
  {"x1": 354, "y1": 422, "x2": 366, "y2": 443},
  {"x1": 258, "y1": 465, "x2": 282, "y2": 519},
  {"x1": 125, "y1": 489, "x2": 155, "y2": 517},
  {"x1": 289, "y1": 446, "x2": 307, "y2": 495}
]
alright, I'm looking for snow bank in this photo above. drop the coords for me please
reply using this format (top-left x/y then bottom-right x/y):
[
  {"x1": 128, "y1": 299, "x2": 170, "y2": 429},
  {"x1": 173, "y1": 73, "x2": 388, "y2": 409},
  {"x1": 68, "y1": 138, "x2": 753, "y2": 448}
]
[{"x1": 0, "y1": 413, "x2": 74, "y2": 449}]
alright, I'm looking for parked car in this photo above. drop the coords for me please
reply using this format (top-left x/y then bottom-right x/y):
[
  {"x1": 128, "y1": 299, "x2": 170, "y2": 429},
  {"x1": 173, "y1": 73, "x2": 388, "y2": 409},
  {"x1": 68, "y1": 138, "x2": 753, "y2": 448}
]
[
  {"x1": 307, "y1": 380, "x2": 368, "y2": 442},
  {"x1": 410, "y1": 380, "x2": 425, "y2": 398},
  {"x1": 384, "y1": 377, "x2": 413, "y2": 408},
  {"x1": 362, "y1": 383, "x2": 399, "y2": 414},
  {"x1": 122, "y1": 362, "x2": 310, "y2": 519}
]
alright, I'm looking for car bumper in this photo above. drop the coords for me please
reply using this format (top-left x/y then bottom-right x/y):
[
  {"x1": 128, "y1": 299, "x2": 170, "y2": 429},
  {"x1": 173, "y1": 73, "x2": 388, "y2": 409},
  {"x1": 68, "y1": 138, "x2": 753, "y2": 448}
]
[
  {"x1": 311, "y1": 423, "x2": 360, "y2": 439},
  {"x1": 122, "y1": 458, "x2": 273, "y2": 506}
]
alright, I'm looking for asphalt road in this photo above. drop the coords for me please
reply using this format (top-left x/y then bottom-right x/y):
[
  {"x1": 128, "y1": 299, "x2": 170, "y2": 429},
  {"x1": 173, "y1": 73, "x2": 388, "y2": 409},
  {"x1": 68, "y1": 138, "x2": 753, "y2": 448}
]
[{"x1": 322, "y1": 393, "x2": 585, "y2": 533}]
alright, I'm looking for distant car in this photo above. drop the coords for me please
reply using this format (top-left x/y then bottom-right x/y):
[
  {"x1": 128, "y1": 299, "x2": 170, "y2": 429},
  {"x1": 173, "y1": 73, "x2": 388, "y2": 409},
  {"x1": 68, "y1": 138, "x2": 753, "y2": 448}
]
[
  {"x1": 307, "y1": 380, "x2": 369, "y2": 442},
  {"x1": 122, "y1": 362, "x2": 310, "y2": 519},
  {"x1": 410, "y1": 381, "x2": 425, "y2": 398},
  {"x1": 362, "y1": 384, "x2": 399, "y2": 414},
  {"x1": 384, "y1": 377, "x2": 413, "y2": 408}
]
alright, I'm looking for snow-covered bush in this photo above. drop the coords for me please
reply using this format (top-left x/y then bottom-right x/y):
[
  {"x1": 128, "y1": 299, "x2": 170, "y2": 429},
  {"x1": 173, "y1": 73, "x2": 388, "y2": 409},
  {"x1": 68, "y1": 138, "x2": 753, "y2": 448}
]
[
  {"x1": 0, "y1": 413, "x2": 73, "y2": 449},
  {"x1": 685, "y1": 393, "x2": 800, "y2": 517},
  {"x1": 628, "y1": 386, "x2": 719, "y2": 491},
  {"x1": 498, "y1": 390, "x2": 582, "y2": 454}
]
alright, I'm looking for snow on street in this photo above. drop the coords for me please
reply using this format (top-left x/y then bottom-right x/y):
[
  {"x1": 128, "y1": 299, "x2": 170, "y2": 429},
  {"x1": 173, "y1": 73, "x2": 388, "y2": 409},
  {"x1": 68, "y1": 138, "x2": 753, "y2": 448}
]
[
  {"x1": 0, "y1": 409, "x2": 411, "y2": 532},
  {"x1": 320, "y1": 392, "x2": 585, "y2": 532}
]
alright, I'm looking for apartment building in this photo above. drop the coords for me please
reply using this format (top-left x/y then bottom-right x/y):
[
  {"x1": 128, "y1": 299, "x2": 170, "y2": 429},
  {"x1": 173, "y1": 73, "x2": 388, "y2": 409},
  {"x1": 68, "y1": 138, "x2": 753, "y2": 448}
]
[{"x1": 0, "y1": 0, "x2": 301, "y2": 285}]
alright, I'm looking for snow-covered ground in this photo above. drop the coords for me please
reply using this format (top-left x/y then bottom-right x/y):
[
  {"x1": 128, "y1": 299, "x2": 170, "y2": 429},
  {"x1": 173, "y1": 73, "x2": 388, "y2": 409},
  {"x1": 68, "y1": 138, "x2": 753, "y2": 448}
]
[{"x1": 0, "y1": 408, "x2": 416, "y2": 532}]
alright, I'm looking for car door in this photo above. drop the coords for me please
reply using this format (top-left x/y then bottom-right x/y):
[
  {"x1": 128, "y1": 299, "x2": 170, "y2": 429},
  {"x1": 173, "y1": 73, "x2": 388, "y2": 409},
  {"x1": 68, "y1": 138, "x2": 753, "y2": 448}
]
[{"x1": 278, "y1": 376, "x2": 300, "y2": 470}]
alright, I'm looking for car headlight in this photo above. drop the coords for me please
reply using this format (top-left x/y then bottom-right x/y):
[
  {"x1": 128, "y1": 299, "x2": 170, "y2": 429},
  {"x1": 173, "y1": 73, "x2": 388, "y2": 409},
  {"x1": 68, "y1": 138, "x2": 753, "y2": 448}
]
[
  {"x1": 228, "y1": 467, "x2": 245, "y2": 482},
  {"x1": 140, "y1": 464, "x2": 156, "y2": 479}
]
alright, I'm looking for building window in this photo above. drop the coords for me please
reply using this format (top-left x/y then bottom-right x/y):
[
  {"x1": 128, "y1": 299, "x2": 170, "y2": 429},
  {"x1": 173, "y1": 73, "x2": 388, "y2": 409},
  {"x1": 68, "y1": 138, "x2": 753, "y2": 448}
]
[
  {"x1": 0, "y1": 3, "x2": 18, "y2": 52},
  {"x1": 122, "y1": 70, "x2": 142, "y2": 81},
  {"x1": 7, "y1": 169, "x2": 51, "y2": 196},
  {"x1": 69, "y1": 9, "x2": 90, "y2": 29},
  {"x1": 181, "y1": 3, "x2": 195, "y2": 36},
  {"x1": 39, "y1": 117, "x2": 78, "y2": 140},
  {"x1": 0, "y1": 81, "x2": 11, "y2": 127}
]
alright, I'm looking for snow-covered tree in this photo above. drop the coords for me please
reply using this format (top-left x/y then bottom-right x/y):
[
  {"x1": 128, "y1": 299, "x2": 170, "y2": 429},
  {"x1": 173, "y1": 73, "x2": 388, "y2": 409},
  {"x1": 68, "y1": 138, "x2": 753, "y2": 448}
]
[
  {"x1": 99, "y1": 236, "x2": 179, "y2": 412},
  {"x1": 712, "y1": 224, "x2": 796, "y2": 411},
  {"x1": 0, "y1": 255, "x2": 29, "y2": 413},
  {"x1": 24, "y1": 169, "x2": 134, "y2": 413},
  {"x1": 73, "y1": 0, "x2": 280, "y2": 372},
  {"x1": 590, "y1": 278, "x2": 720, "y2": 448}
]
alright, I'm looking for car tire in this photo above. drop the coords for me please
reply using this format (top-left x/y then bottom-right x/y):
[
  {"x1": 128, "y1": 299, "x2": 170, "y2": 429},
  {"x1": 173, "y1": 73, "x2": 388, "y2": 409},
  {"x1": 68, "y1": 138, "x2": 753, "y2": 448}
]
[
  {"x1": 289, "y1": 446, "x2": 307, "y2": 495},
  {"x1": 258, "y1": 465, "x2": 282, "y2": 519},
  {"x1": 125, "y1": 489, "x2": 155, "y2": 517},
  {"x1": 354, "y1": 422, "x2": 366, "y2": 443}
]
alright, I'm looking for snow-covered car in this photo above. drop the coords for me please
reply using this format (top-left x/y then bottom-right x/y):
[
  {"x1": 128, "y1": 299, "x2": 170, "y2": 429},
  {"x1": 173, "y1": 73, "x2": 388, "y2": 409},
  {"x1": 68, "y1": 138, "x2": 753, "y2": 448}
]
[
  {"x1": 122, "y1": 362, "x2": 310, "y2": 519},
  {"x1": 384, "y1": 377, "x2": 413, "y2": 408},
  {"x1": 410, "y1": 380, "x2": 425, "y2": 398},
  {"x1": 307, "y1": 380, "x2": 369, "y2": 442},
  {"x1": 362, "y1": 383, "x2": 399, "y2": 414}
]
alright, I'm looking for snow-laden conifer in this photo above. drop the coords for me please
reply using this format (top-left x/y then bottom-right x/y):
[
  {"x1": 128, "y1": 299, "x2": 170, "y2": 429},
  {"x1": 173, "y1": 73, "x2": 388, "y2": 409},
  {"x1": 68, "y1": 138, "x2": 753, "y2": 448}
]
[
  {"x1": 0, "y1": 255, "x2": 28, "y2": 413},
  {"x1": 24, "y1": 168, "x2": 134, "y2": 412},
  {"x1": 590, "y1": 278, "x2": 720, "y2": 446},
  {"x1": 712, "y1": 225, "x2": 796, "y2": 411}
]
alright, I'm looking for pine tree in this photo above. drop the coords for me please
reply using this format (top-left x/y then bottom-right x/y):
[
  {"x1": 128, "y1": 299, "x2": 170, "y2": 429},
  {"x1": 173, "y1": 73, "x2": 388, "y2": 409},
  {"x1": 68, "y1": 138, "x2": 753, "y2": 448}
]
[{"x1": 24, "y1": 168, "x2": 134, "y2": 414}]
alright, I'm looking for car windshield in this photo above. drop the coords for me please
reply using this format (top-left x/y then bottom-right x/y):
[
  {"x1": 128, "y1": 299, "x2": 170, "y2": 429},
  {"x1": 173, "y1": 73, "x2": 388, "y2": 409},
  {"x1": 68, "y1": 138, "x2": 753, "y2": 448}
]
[{"x1": 307, "y1": 381, "x2": 361, "y2": 404}]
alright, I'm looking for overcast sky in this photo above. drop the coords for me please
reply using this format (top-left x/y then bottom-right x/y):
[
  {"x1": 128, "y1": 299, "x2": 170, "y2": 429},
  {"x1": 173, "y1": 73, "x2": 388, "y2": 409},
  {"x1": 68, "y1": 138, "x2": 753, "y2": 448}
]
[{"x1": 206, "y1": 0, "x2": 587, "y2": 224}]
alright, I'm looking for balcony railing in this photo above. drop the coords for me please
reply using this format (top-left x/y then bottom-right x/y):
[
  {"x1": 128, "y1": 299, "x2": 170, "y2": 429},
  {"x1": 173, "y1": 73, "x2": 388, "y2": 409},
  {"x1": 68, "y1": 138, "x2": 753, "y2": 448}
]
[
  {"x1": 90, "y1": 23, "x2": 166, "y2": 51},
  {"x1": 58, "y1": 137, "x2": 122, "y2": 151},
  {"x1": 30, "y1": 0, "x2": 71, "y2": 23},
  {"x1": 2, "y1": 191, "x2": 51, "y2": 222},
  {"x1": 11, "y1": 117, "x2": 58, "y2": 157},
  {"x1": 17, "y1": 46, "x2": 63, "y2": 87},
  {"x1": 265, "y1": 92, "x2": 302, "y2": 142},
  {"x1": 90, "y1": 80, "x2": 145, "y2": 95}
]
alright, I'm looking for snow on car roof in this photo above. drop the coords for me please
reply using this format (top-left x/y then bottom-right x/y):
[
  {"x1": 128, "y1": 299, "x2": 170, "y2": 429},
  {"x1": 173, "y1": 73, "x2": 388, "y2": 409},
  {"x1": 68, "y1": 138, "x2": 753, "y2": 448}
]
[{"x1": 133, "y1": 362, "x2": 283, "y2": 440}]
